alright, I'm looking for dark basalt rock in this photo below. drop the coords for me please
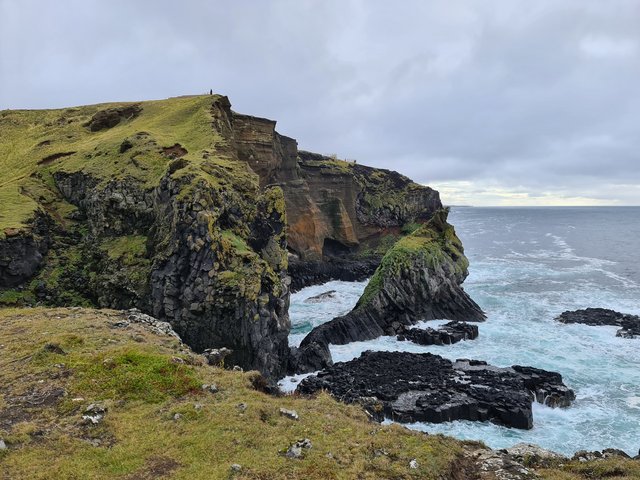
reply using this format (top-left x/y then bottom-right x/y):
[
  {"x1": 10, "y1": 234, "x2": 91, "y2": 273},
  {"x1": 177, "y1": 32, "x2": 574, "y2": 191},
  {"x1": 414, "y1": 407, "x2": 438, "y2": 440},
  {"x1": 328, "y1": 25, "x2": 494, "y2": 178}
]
[
  {"x1": 0, "y1": 212, "x2": 51, "y2": 288},
  {"x1": 556, "y1": 308, "x2": 640, "y2": 338},
  {"x1": 304, "y1": 290, "x2": 337, "y2": 303},
  {"x1": 288, "y1": 342, "x2": 333, "y2": 374},
  {"x1": 288, "y1": 257, "x2": 379, "y2": 292},
  {"x1": 296, "y1": 351, "x2": 575, "y2": 429},
  {"x1": 397, "y1": 321, "x2": 478, "y2": 346}
]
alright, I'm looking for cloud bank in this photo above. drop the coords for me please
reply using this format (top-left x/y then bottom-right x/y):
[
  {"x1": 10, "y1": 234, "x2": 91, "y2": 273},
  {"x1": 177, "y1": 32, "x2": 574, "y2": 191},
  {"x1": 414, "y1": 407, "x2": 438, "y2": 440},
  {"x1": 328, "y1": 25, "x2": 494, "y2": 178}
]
[{"x1": 1, "y1": 0, "x2": 639, "y2": 205}]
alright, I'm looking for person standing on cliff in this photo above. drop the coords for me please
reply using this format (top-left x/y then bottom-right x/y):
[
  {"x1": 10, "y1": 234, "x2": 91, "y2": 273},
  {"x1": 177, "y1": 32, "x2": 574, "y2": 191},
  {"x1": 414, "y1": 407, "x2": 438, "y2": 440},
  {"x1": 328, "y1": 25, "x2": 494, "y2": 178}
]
[{"x1": 209, "y1": 89, "x2": 213, "y2": 95}]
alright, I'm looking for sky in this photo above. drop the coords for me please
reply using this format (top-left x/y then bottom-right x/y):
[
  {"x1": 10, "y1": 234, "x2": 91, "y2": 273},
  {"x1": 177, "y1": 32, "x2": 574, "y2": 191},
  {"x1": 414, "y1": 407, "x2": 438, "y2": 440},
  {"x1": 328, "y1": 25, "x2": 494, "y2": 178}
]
[{"x1": 1, "y1": 1, "x2": 639, "y2": 206}]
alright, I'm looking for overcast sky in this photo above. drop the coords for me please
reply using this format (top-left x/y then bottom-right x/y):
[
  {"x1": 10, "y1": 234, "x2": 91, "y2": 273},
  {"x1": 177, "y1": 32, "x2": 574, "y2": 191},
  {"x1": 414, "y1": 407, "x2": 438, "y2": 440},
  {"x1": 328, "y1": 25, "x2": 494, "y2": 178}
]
[{"x1": 2, "y1": 0, "x2": 639, "y2": 205}]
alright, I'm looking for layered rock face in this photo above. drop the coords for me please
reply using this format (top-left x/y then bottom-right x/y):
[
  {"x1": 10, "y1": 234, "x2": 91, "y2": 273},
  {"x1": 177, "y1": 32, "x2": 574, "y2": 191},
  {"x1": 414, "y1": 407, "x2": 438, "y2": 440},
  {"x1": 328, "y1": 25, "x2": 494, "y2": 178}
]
[
  {"x1": 230, "y1": 115, "x2": 442, "y2": 289},
  {"x1": 556, "y1": 308, "x2": 640, "y2": 338},
  {"x1": 299, "y1": 209, "x2": 485, "y2": 352},
  {"x1": 297, "y1": 351, "x2": 575, "y2": 429},
  {"x1": 0, "y1": 213, "x2": 51, "y2": 287}
]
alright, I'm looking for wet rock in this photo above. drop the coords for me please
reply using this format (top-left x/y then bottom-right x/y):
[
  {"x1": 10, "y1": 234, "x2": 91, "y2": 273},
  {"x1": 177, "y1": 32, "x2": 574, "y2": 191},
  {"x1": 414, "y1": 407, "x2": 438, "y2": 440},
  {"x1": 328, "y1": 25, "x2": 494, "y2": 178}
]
[
  {"x1": 203, "y1": 347, "x2": 233, "y2": 366},
  {"x1": 297, "y1": 351, "x2": 574, "y2": 429},
  {"x1": 288, "y1": 341, "x2": 333, "y2": 374},
  {"x1": 397, "y1": 321, "x2": 478, "y2": 345},
  {"x1": 285, "y1": 438, "x2": 312, "y2": 459},
  {"x1": 556, "y1": 308, "x2": 640, "y2": 338},
  {"x1": 279, "y1": 408, "x2": 299, "y2": 421},
  {"x1": 304, "y1": 290, "x2": 337, "y2": 303}
]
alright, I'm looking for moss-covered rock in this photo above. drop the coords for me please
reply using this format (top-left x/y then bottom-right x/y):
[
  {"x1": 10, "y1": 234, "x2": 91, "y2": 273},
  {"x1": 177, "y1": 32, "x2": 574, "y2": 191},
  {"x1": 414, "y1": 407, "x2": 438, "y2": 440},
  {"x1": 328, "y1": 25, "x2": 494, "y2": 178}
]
[{"x1": 299, "y1": 208, "x2": 485, "y2": 355}]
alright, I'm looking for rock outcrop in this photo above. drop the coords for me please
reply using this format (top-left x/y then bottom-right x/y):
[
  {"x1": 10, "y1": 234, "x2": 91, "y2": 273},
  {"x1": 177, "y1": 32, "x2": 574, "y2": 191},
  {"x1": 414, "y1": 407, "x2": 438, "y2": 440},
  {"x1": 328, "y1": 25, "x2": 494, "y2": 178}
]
[
  {"x1": 297, "y1": 351, "x2": 575, "y2": 429},
  {"x1": 397, "y1": 321, "x2": 479, "y2": 346},
  {"x1": 556, "y1": 308, "x2": 640, "y2": 338},
  {"x1": 299, "y1": 209, "x2": 485, "y2": 352}
]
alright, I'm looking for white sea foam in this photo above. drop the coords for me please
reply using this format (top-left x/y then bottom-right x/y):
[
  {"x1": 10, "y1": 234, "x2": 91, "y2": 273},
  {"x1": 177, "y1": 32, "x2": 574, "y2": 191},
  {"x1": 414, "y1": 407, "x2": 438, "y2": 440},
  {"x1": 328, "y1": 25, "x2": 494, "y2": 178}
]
[{"x1": 281, "y1": 207, "x2": 640, "y2": 456}]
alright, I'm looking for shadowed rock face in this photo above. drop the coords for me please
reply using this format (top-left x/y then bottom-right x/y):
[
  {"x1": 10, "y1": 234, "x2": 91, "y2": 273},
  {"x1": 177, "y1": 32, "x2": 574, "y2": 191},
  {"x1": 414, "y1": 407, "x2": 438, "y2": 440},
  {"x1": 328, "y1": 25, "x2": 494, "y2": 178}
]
[
  {"x1": 298, "y1": 209, "x2": 485, "y2": 352},
  {"x1": 297, "y1": 351, "x2": 575, "y2": 429},
  {"x1": 397, "y1": 321, "x2": 479, "y2": 346},
  {"x1": 556, "y1": 308, "x2": 640, "y2": 338}
]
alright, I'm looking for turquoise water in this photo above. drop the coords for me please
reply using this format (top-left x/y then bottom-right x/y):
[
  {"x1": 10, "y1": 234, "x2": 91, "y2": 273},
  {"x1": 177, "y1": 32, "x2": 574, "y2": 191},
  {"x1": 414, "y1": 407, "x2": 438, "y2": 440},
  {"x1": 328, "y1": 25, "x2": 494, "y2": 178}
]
[{"x1": 280, "y1": 207, "x2": 640, "y2": 456}]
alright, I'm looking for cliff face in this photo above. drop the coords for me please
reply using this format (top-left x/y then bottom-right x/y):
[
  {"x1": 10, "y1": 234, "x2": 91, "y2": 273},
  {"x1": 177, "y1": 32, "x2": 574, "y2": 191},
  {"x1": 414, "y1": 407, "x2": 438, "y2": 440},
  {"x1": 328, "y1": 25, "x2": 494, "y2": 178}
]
[
  {"x1": 230, "y1": 115, "x2": 442, "y2": 289},
  {"x1": 0, "y1": 94, "x2": 443, "y2": 378},
  {"x1": 299, "y1": 209, "x2": 485, "y2": 359}
]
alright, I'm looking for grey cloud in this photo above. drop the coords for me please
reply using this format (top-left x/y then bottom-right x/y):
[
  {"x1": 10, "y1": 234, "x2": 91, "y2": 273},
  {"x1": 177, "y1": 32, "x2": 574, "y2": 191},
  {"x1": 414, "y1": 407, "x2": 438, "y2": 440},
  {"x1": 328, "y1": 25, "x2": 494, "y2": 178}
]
[{"x1": 1, "y1": 0, "x2": 639, "y2": 204}]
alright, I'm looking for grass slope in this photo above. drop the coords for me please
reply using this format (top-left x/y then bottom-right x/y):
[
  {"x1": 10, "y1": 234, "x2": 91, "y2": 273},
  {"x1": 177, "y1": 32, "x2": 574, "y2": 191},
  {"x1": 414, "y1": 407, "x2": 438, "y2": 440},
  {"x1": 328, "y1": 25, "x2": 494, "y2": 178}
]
[
  {"x1": 0, "y1": 95, "x2": 256, "y2": 237},
  {"x1": 0, "y1": 308, "x2": 463, "y2": 479}
]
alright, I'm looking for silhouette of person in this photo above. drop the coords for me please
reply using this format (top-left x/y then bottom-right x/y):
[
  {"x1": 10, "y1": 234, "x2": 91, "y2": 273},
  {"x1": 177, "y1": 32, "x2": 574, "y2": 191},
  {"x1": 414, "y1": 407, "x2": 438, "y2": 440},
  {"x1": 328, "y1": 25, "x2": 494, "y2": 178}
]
[{"x1": 209, "y1": 89, "x2": 213, "y2": 95}]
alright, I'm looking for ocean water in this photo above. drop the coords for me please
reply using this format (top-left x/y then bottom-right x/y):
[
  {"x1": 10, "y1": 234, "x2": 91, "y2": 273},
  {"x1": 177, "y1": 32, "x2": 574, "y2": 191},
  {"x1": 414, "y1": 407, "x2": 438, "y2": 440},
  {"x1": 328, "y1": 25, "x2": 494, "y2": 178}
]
[{"x1": 280, "y1": 207, "x2": 640, "y2": 456}]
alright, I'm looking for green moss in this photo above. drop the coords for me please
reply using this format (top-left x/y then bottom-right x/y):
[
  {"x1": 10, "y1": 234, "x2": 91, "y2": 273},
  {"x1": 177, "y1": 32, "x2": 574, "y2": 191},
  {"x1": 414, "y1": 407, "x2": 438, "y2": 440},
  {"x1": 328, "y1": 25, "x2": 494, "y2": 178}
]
[
  {"x1": 356, "y1": 209, "x2": 467, "y2": 309},
  {"x1": 101, "y1": 235, "x2": 148, "y2": 264}
]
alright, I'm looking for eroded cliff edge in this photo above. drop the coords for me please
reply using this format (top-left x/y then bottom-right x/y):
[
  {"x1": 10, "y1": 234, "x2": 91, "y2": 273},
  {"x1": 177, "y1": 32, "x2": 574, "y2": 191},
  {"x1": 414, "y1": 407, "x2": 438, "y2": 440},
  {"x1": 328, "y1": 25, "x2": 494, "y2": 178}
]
[{"x1": 0, "y1": 94, "x2": 443, "y2": 378}]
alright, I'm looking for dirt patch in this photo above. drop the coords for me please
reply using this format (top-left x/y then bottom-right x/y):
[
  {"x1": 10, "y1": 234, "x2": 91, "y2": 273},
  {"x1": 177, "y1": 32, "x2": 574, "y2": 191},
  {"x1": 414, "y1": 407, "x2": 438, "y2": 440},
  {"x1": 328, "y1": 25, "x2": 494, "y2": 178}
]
[
  {"x1": 85, "y1": 104, "x2": 142, "y2": 132},
  {"x1": 162, "y1": 143, "x2": 188, "y2": 159},
  {"x1": 124, "y1": 456, "x2": 181, "y2": 479},
  {"x1": 37, "y1": 140, "x2": 52, "y2": 147},
  {"x1": 38, "y1": 151, "x2": 76, "y2": 165}
]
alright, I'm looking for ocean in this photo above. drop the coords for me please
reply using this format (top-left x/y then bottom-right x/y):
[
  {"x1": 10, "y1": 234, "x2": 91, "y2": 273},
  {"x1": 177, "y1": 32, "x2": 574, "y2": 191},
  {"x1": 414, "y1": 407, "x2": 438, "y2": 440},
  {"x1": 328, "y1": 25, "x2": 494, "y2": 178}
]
[{"x1": 280, "y1": 206, "x2": 640, "y2": 456}]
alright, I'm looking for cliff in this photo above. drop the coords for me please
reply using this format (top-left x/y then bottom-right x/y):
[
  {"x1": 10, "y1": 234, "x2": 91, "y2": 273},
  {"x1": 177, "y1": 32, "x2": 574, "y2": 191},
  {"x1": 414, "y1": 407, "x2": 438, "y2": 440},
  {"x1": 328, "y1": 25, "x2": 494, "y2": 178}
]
[
  {"x1": 299, "y1": 208, "x2": 485, "y2": 356},
  {"x1": 0, "y1": 94, "x2": 441, "y2": 378}
]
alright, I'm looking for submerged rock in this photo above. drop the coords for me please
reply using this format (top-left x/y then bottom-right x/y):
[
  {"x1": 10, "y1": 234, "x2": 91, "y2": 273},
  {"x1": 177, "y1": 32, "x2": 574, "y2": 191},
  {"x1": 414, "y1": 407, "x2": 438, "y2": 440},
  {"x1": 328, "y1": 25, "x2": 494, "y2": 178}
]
[
  {"x1": 297, "y1": 351, "x2": 574, "y2": 429},
  {"x1": 298, "y1": 209, "x2": 485, "y2": 353},
  {"x1": 397, "y1": 321, "x2": 478, "y2": 346},
  {"x1": 304, "y1": 290, "x2": 337, "y2": 303},
  {"x1": 556, "y1": 308, "x2": 640, "y2": 338}
]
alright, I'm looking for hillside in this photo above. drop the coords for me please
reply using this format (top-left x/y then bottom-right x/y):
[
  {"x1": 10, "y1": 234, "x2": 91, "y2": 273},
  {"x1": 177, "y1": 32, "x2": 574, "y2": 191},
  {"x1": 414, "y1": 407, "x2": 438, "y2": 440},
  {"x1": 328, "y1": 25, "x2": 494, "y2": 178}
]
[{"x1": 0, "y1": 94, "x2": 440, "y2": 378}]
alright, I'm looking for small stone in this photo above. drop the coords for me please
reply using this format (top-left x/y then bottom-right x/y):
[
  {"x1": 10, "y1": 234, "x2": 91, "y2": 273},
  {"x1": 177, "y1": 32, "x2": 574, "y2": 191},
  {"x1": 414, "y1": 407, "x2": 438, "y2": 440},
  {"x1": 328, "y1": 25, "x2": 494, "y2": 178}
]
[
  {"x1": 232, "y1": 365, "x2": 243, "y2": 372},
  {"x1": 82, "y1": 403, "x2": 106, "y2": 425},
  {"x1": 279, "y1": 408, "x2": 299, "y2": 421},
  {"x1": 201, "y1": 383, "x2": 219, "y2": 394},
  {"x1": 0, "y1": 439, "x2": 6, "y2": 450},
  {"x1": 203, "y1": 347, "x2": 232, "y2": 366},
  {"x1": 194, "y1": 403, "x2": 203, "y2": 411},
  {"x1": 173, "y1": 413, "x2": 182, "y2": 421},
  {"x1": 230, "y1": 464, "x2": 242, "y2": 472},
  {"x1": 43, "y1": 343, "x2": 66, "y2": 355},
  {"x1": 237, "y1": 402, "x2": 247, "y2": 412},
  {"x1": 409, "y1": 459, "x2": 419, "y2": 469},
  {"x1": 285, "y1": 438, "x2": 312, "y2": 459},
  {"x1": 72, "y1": 397, "x2": 85, "y2": 402}
]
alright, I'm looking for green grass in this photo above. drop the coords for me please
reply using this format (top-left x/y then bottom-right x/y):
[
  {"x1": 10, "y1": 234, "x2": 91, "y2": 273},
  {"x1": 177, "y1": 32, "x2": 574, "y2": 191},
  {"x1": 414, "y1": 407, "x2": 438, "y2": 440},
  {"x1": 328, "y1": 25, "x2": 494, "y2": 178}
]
[
  {"x1": 0, "y1": 307, "x2": 464, "y2": 479},
  {"x1": 0, "y1": 95, "x2": 256, "y2": 237}
]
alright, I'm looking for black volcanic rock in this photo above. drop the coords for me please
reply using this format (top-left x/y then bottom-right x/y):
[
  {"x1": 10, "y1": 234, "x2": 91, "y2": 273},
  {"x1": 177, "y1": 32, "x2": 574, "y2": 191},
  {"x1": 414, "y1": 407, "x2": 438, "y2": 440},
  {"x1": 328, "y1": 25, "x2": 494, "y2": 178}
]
[
  {"x1": 556, "y1": 308, "x2": 640, "y2": 338},
  {"x1": 299, "y1": 209, "x2": 485, "y2": 352},
  {"x1": 397, "y1": 321, "x2": 479, "y2": 346},
  {"x1": 296, "y1": 351, "x2": 575, "y2": 429}
]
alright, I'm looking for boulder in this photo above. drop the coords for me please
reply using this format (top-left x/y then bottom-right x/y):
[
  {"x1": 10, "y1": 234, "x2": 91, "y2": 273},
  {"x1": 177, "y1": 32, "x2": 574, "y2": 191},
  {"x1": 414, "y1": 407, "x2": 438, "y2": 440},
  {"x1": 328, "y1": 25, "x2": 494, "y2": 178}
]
[
  {"x1": 304, "y1": 290, "x2": 337, "y2": 303},
  {"x1": 397, "y1": 321, "x2": 478, "y2": 345},
  {"x1": 297, "y1": 351, "x2": 574, "y2": 429},
  {"x1": 556, "y1": 308, "x2": 640, "y2": 338}
]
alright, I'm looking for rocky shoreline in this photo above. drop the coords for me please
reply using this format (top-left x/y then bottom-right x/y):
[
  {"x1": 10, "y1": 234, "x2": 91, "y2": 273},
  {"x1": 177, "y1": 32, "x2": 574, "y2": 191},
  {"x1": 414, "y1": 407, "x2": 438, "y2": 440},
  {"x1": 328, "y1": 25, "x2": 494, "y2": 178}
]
[{"x1": 297, "y1": 350, "x2": 575, "y2": 430}]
